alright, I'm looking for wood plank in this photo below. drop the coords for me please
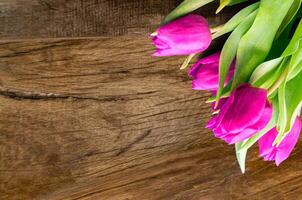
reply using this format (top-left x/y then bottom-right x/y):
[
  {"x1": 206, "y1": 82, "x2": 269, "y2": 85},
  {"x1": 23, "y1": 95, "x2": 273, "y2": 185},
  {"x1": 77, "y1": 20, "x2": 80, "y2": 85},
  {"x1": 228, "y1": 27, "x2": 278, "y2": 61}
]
[
  {"x1": 0, "y1": 37, "x2": 302, "y2": 200},
  {"x1": 0, "y1": 0, "x2": 175, "y2": 38},
  {"x1": 0, "y1": 36, "x2": 209, "y2": 199},
  {"x1": 0, "y1": 0, "x2": 242, "y2": 39}
]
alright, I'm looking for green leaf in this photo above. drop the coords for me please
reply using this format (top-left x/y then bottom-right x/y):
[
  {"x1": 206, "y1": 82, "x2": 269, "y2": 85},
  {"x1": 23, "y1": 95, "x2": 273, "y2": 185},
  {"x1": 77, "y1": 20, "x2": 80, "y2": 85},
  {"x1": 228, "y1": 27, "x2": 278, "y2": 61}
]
[
  {"x1": 206, "y1": 81, "x2": 232, "y2": 103},
  {"x1": 217, "y1": 0, "x2": 250, "y2": 13},
  {"x1": 267, "y1": 16, "x2": 300, "y2": 59},
  {"x1": 250, "y1": 58, "x2": 289, "y2": 92},
  {"x1": 276, "y1": 79, "x2": 288, "y2": 144},
  {"x1": 250, "y1": 20, "x2": 302, "y2": 91},
  {"x1": 264, "y1": 59, "x2": 289, "y2": 92},
  {"x1": 249, "y1": 58, "x2": 283, "y2": 86},
  {"x1": 283, "y1": 70, "x2": 302, "y2": 133},
  {"x1": 228, "y1": 0, "x2": 250, "y2": 5},
  {"x1": 235, "y1": 142, "x2": 247, "y2": 174},
  {"x1": 276, "y1": 0, "x2": 302, "y2": 38},
  {"x1": 231, "y1": 0, "x2": 295, "y2": 90},
  {"x1": 274, "y1": 41, "x2": 302, "y2": 144},
  {"x1": 212, "y1": 2, "x2": 259, "y2": 39},
  {"x1": 275, "y1": 42, "x2": 302, "y2": 139},
  {"x1": 288, "y1": 60, "x2": 302, "y2": 80},
  {"x1": 216, "y1": 11, "x2": 257, "y2": 105},
  {"x1": 273, "y1": 19, "x2": 302, "y2": 85},
  {"x1": 163, "y1": 0, "x2": 214, "y2": 24},
  {"x1": 283, "y1": 19, "x2": 302, "y2": 56},
  {"x1": 287, "y1": 41, "x2": 302, "y2": 79},
  {"x1": 275, "y1": 56, "x2": 302, "y2": 145}
]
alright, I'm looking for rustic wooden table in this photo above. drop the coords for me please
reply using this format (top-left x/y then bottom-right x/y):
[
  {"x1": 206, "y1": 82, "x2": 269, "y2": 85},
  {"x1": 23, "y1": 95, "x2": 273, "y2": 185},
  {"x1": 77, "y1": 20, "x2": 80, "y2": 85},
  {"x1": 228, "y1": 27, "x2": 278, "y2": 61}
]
[{"x1": 0, "y1": 1, "x2": 302, "y2": 200}]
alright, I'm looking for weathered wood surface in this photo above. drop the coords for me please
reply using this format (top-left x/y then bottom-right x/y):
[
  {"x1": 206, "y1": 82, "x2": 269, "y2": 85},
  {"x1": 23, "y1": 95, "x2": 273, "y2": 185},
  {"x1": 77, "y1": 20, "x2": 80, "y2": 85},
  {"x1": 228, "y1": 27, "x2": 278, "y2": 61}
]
[
  {"x1": 0, "y1": 0, "x2": 239, "y2": 39},
  {"x1": 1, "y1": 37, "x2": 302, "y2": 200},
  {"x1": 0, "y1": 1, "x2": 302, "y2": 200},
  {"x1": 0, "y1": 0, "x2": 173, "y2": 38}
]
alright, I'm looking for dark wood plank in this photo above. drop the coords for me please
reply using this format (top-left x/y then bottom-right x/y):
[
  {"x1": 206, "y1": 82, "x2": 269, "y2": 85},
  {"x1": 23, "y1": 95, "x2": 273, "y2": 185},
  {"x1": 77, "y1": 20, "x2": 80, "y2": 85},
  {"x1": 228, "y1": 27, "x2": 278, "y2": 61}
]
[
  {"x1": 0, "y1": 37, "x2": 302, "y2": 200},
  {"x1": 0, "y1": 0, "x2": 175, "y2": 39},
  {"x1": 0, "y1": 36, "x2": 209, "y2": 199},
  {"x1": 0, "y1": 0, "x2": 242, "y2": 39}
]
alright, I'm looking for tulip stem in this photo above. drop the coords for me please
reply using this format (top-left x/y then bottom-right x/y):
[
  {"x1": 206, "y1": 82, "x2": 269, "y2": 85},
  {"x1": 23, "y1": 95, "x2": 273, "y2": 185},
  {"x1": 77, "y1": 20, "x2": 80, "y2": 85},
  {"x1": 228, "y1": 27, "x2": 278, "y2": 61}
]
[
  {"x1": 180, "y1": 54, "x2": 196, "y2": 70},
  {"x1": 210, "y1": 24, "x2": 224, "y2": 35},
  {"x1": 206, "y1": 91, "x2": 231, "y2": 103},
  {"x1": 268, "y1": 64, "x2": 290, "y2": 96},
  {"x1": 216, "y1": 1, "x2": 228, "y2": 14}
]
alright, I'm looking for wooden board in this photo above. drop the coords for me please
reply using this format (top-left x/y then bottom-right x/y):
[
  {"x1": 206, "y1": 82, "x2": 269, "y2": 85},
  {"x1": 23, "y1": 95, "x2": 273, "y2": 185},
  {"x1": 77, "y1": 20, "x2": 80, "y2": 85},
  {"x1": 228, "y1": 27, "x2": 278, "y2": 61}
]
[
  {"x1": 0, "y1": 0, "x2": 240, "y2": 39},
  {"x1": 0, "y1": 0, "x2": 174, "y2": 38},
  {"x1": 1, "y1": 36, "x2": 302, "y2": 200},
  {"x1": 0, "y1": 1, "x2": 302, "y2": 200}
]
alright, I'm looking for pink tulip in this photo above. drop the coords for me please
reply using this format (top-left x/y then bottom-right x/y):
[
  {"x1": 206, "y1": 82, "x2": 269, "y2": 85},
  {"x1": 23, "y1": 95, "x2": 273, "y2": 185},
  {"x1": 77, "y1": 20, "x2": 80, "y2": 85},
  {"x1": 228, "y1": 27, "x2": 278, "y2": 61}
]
[
  {"x1": 188, "y1": 52, "x2": 235, "y2": 91},
  {"x1": 151, "y1": 14, "x2": 212, "y2": 56},
  {"x1": 258, "y1": 117, "x2": 302, "y2": 166},
  {"x1": 207, "y1": 84, "x2": 273, "y2": 144}
]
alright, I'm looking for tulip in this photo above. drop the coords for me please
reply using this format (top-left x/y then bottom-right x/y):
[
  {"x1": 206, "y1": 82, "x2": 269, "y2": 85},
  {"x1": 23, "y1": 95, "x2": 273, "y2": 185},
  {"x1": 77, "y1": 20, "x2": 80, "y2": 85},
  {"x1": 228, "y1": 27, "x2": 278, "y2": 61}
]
[
  {"x1": 151, "y1": 14, "x2": 212, "y2": 56},
  {"x1": 188, "y1": 52, "x2": 235, "y2": 91},
  {"x1": 258, "y1": 117, "x2": 302, "y2": 166},
  {"x1": 207, "y1": 84, "x2": 273, "y2": 144}
]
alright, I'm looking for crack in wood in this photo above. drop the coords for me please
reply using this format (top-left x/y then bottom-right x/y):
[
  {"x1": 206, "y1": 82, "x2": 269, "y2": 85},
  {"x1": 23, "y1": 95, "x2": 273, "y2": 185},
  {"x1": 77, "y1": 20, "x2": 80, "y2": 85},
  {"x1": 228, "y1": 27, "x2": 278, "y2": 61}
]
[
  {"x1": 115, "y1": 130, "x2": 152, "y2": 156},
  {"x1": 0, "y1": 87, "x2": 124, "y2": 102},
  {"x1": 0, "y1": 87, "x2": 158, "y2": 102}
]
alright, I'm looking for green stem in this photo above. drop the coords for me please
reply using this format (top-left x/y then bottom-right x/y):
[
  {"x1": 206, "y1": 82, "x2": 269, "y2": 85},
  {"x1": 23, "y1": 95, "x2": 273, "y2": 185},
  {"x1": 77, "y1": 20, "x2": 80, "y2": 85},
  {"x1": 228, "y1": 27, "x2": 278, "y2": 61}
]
[
  {"x1": 180, "y1": 54, "x2": 196, "y2": 70},
  {"x1": 210, "y1": 24, "x2": 224, "y2": 35},
  {"x1": 268, "y1": 64, "x2": 290, "y2": 96}
]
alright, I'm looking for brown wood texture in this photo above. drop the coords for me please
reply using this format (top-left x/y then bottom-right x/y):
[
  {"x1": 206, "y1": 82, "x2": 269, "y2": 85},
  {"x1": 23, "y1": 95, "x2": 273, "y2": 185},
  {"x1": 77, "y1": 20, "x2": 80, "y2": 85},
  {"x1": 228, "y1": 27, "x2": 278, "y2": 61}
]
[
  {"x1": 0, "y1": 1, "x2": 302, "y2": 200},
  {"x1": 0, "y1": 0, "x2": 238, "y2": 39},
  {"x1": 0, "y1": 0, "x2": 175, "y2": 38}
]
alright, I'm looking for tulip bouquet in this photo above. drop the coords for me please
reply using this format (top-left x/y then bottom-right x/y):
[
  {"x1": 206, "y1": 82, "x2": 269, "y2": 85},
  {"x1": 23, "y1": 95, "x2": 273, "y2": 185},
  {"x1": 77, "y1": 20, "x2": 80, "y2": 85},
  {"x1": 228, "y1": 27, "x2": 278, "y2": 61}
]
[{"x1": 151, "y1": 0, "x2": 302, "y2": 173}]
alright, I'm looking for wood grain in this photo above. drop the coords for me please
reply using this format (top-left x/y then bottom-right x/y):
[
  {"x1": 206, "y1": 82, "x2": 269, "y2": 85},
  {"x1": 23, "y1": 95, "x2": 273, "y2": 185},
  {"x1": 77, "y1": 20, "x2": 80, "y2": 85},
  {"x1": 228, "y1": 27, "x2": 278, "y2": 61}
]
[
  {"x1": 0, "y1": 37, "x2": 209, "y2": 199},
  {"x1": 0, "y1": 37, "x2": 302, "y2": 200},
  {"x1": 1, "y1": 1, "x2": 302, "y2": 200},
  {"x1": 0, "y1": 0, "x2": 174, "y2": 38},
  {"x1": 0, "y1": 0, "x2": 241, "y2": 39}
]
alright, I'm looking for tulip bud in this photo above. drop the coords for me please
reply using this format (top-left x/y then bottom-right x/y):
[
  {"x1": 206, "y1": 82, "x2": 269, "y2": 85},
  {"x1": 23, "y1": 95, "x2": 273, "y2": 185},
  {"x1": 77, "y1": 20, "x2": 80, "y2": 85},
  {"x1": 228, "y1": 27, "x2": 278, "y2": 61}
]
[
  {"x1": 188, "y1": 52, "x2": 235, "y2": 91},
  {"x1": 258, "y1": 117, "x2": 302, "y2": 166},
  {"x1": 207, "y1": 84, "x2": 273, "y2": 144},
  {"x1": 151, "y1": 14, "x2": 212, "y2": 57}
]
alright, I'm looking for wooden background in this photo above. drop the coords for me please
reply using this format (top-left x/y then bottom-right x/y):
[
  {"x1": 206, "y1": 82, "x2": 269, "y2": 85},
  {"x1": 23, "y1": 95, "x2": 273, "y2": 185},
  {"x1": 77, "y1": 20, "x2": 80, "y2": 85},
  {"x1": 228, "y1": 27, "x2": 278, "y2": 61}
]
[{"x1": 0, "y1": 1, "x2": 302, "y2": 200}]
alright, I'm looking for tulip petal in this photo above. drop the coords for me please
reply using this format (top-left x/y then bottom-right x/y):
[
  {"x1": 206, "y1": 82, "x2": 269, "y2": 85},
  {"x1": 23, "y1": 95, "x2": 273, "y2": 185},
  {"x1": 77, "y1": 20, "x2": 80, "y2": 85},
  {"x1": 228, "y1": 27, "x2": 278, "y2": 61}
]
[
  {"x1": 188, "y1": 53, "x2": 221, "y2": 78},
  {"x1": 152, "y1": 14, "x2": 212, "y2": 56},
  {"x1": 153, "y1": 48, "x2": 195, "y2": 57},
  {"x1": 209, "y1": 89, "x2": 235, "y2": 129},
  {"x1": 188, "y1": 52, "x2": 235, "y2": 91},
  {"x1": 220, "y1": 84, "x2": 268, "y2": 133},
  {"x1": 258, "y1": 127, "x2": 278, "y2": 156},
  {"x1": 275, "y1": 118, "x2": 302, "y2": 165},
  {"x1": 208, "y1": 84, "x2": 273, "y2": 145},
  {"x1": 192, "y1": 63, "x2": 221, "y2": 90},
  {"x1": 258, "y1": 117, "x2": 302, "y2": 166},
  {"x1": 227, "y1": 102, "x2": 273, "y2": 144}
]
